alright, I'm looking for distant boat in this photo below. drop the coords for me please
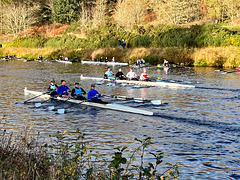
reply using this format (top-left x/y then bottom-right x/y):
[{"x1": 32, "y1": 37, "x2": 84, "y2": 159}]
[{"x1": 81, "y1": 60, "x2": 128, "y2": 66}]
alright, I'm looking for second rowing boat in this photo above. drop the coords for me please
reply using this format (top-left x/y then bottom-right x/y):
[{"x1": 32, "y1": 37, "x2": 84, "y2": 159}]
[{"x1": 80, "y1": 75, "x2": 195, "y2": 88}]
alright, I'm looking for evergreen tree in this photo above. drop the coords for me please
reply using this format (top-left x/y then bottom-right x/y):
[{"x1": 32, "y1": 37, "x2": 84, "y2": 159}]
[{"x1": 52, "y1": 0, "x2": 81, "y2": 23}]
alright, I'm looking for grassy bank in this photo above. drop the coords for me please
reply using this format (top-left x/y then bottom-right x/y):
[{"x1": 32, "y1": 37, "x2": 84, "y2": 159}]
[
  {"x1": 1, "y1": 46, "x2": 240, "y2": 67},
  {"x1": 0, "y1": 127, "x2": 179, "y2": 179}
]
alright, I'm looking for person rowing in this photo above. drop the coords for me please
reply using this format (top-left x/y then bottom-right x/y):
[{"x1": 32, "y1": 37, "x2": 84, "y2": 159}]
[
  {"x1": 87, "y1": 84, "x2": 107, "y2": 104},
  {"x1": 57, "y1": 80, "x2": 71, "y2": 98},
  {"x1": 126, "y1": 67, "x2": 138, "y2": 80},
  {"x1": 71, "y1": 82, "x2": 86, "y2": 100},
  {"x1": 140, "y1": 68, "x2": 149, "y2": 81},
  {"x1": 115, "y1": 67, "x2": 126, "y2": 80},
  {"x1": 163, "y1": 59, "x2": 170, "y2": 67},
  {"x1": 48, "y1": 79, "x2": 58, "y2": 96},
  {"x1": 104, "y1": 67, "x2": 115, "y2": 79}
]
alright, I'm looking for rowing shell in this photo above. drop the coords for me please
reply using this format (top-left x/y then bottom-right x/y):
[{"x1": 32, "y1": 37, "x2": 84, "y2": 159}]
[
  {"x1": 56, "y1": 60, "x2": 72, "y2": 64},
  {"x1": 24, "y1": 87, "x2": 153, "y2": 116},
  {"x1": 81, "y1": 60, "x2": 128, "y2": 66},
  {"x1": 80, "y1": 75, "x2": 195, "y2": 88}
]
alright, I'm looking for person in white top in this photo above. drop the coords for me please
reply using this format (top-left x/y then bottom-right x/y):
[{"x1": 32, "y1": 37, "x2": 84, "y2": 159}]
[
  {"x1": 112, "y1": 57, "x2": 115, "y2": 62},
  {"x1": 126, "y1": 67, "x2": 138, "y2": 80}
]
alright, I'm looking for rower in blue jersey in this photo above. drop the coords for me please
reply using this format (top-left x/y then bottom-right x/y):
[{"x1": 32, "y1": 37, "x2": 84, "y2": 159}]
[
  {"x1": 71, "y1": 82, "x2": 86, "y2": 100},
  {"x1": 87, "y1": 84, "x2": 107, "y2": 104},
  {"x1": 57, "y1": 80, "x2": 71, "y2": 98},
  {"x1": 48, "y1": 79, "x2": 58, "y2": 96},
  {"x1": 104, "y1": 67, "x2": 114, "y2": 79}
]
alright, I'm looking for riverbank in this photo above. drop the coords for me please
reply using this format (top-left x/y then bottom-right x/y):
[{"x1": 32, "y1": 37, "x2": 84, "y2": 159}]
[{"x1": 1, "y1": 46, "x2": 240, "y2": 67}]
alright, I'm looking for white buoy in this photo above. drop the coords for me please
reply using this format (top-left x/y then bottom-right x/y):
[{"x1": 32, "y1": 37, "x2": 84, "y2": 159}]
[
  {"x1": 57, "y1": 109, "x2": 65, "y2": 114},
  {"x1": 35, "y1": 103, "x2": 41, "y2": 107},
  {"x1": 48, "y1": 106, "x2": 54, "y2": 111}
]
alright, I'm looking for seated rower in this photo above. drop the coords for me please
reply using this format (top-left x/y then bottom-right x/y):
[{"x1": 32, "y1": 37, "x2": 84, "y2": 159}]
[
  {"x1": 126, "y1": 67, "x2": 138, "y2": 80},
  {"x1": 115, "y1": 67, "x2": 126, "y2": 80},
  {"x1": 136, "y1": 59, "x2": 141, "y2": 67},
  {"x1": 39, "y1": 55, "x2": 43, "y2": 61},
  {"x1": 140, "y1": 68, "x2": 149, "y2": 81},
  {"x1": 104, "y1": 67, "x2": 114, "y2": 79},
  {"x1": 87, "y1": 84, "x2": 107, "y2": 104},
  {"x1": 48, "y1": 79, "x2": 58, "y2": 96},
  {"x1": 163, "y1": 59, "x2": 169, "y2": 67},
  {"x1": 57, "y1": 80, "x2": 71, "y2": 98},
  {"x1": 71, "y1": 82, "x2": 86, "y2": 100}
]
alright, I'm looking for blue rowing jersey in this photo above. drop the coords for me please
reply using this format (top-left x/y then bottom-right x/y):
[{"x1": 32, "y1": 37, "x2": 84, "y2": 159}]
[
  {"x1": 75, "y1": 88, "x2": 82, "y2": 96},
  {"x1": 57, "y1": 85, "x2": 70, "y2": 95},
  {"x1": 105, "y1": 70, "x2": 113, "y2": 77},
  {"x1": 87, "y1": 89, "x2": 101, "y2": 100},
  {"x1": 50, "y1": 84, "x2": 57, "y2": 90}
]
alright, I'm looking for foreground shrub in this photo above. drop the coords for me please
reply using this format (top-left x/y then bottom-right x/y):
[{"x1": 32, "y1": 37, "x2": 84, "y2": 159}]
[
  {"x1": 0, "y1": 127, "x2": 180, "y2": 179},
  {"x1": 0, "y1": 129, "x2": 51, "y2": 179}
]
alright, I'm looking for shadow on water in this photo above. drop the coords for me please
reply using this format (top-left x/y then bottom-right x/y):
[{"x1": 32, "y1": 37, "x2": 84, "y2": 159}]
[
  {"x1": 196, "y1": 86, "x2": 240, "y2": 92},
  {"x1": 153, "y1": 113, "x2": 240, "y2": 133}
]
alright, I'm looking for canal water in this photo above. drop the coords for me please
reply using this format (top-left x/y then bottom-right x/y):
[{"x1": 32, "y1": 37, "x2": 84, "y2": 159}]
[{"x1": 0, "y1": 60, "x2": 239, "y2": 179}]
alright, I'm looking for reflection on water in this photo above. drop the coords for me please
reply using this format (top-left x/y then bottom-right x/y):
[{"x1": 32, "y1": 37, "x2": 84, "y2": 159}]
[{"x1": 0, "y1": 60, "x2": 240, "y2": 179}]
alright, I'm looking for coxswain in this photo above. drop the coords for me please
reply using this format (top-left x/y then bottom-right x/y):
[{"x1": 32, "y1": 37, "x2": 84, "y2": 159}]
[
  {"x1": 140, "y1": 68, "x2": 149, "y2": 81},
  {"x1": 104, "y1": 67, "x2": 114, "y2": 79},
  {"x1": 87, "y1": 84, "x2": 107, "y2": 104},
  {"x1": 126, "y1": 67, "x2": 138, "y2": 80},
  {"x1": 71, "y1": 82, "x2": 86, "y2": 100},
  {"x1": 48, "y1": 79, "x2": 58, "y2": 96},
  {"x1": 57, "y1": 80, "x2": 71, "y2": 98},
  {"x1": 115, "y1": 67, "x2": 126, "y2": 80}
]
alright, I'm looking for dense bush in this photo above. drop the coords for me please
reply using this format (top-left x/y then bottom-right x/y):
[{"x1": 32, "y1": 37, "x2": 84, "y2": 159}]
[
  {"x1": 132, "y1": 35, "x2": 153, "y2": 47},
  {"x1": 6, "y1": 23, "x2": 240, "y2": 50},
  {"x1": 8, "y1": 35, "x2": 47, "y2": 48},
  {"x1": 143, "y1": 55, "x2": 162, "y2": 65},
  {"x1": 45, "y1": 34, "x2": 83, "y2": 49}
]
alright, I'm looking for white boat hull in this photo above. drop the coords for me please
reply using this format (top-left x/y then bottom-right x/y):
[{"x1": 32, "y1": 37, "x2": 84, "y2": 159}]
[
  {"x1": 81, "y1": 60, "x2": 128, "y2": 66},
  {"x1": 56, "y1": 60, "x2": 72, "y2": 64},
  {"x1": 80, "y1": 75, "x2": 195, "y2": 88},
  {"x1": 24, "y1": 88, "x2": 153, "y2": 116}
]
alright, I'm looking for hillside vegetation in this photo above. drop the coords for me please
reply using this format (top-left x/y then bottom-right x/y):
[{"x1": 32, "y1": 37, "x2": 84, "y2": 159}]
[{"x1": 1, "y1": 0, "x2": 240, "y2": 67}]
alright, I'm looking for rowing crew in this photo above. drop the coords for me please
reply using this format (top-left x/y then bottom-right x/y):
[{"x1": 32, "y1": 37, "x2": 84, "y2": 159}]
[
  {"x1": 104, "y1": 67, "x2": 149, "y2": 81},
  {"x1": 48, "y1": 80, "x2": 106, "y2": 103}
]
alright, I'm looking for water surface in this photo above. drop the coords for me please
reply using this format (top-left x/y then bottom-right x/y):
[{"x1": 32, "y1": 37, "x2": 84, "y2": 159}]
[{"x1": 0, "y1": 60, "x2": 240, "y2": 179}]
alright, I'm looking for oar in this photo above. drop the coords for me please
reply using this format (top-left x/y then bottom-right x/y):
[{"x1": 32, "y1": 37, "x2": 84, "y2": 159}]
[
  {"x1": 16, "y1": 92, "x2": 50, "y2": 104},
  {"x1": 103, "y1": 95, "x2": 162, "y2": 105}
]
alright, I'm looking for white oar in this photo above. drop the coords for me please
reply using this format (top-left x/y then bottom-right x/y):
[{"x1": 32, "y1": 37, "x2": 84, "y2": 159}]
[
  {"x1": 134, "y1": 99, "x2": 162, "y2": 105},
  {"x1": 104, "y1": 95, "x2": 162, "y2": 105},
  {"x1": 16, "y1": 92, "x2": 50, "y2": 104}
]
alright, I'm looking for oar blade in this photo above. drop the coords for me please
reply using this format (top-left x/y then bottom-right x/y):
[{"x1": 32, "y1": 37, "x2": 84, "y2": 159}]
[
  {"x1": 57, "y1": 109, "x2": 65, "y2": 114},
  {"x1": 35, "y1": 103, "x2": 42, "y2": 107},
  {"x1": 151, "y1": 100, "x2": 162, "y2": 105}
]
